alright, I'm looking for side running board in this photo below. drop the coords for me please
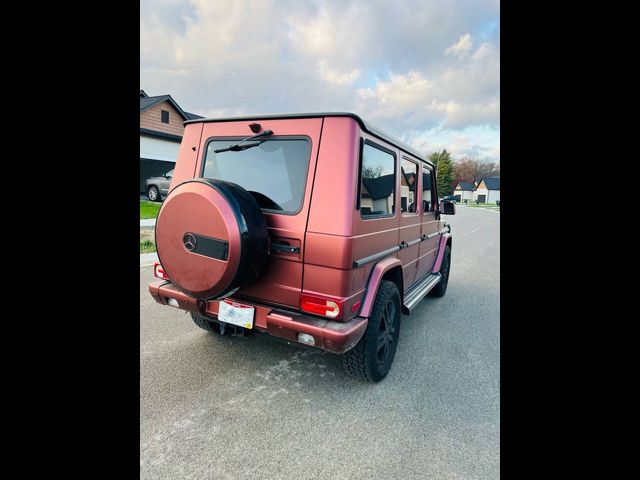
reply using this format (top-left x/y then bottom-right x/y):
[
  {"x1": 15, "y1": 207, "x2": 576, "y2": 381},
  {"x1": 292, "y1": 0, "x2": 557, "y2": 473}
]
[{"x1": 402, "y1": 273, "x2": 442, "y2": 313}]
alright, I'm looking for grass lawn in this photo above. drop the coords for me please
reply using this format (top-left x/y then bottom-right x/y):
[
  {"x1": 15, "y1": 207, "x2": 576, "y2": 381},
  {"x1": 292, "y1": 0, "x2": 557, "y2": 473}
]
[
  {"x1": 140, "y1": 200, "x2": 161, "y2": 219},
  {"x1": 467, "y1": 203, "x2": 500, "y2": 211},
  {"x1": 140, "y1": 239, "x2": 156, "y2": 253}
]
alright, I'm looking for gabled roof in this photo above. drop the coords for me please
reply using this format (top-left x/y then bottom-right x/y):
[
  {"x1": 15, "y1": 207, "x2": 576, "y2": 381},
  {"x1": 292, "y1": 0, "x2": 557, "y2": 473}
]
[
  {"x1": 455, "y1": 181, "x2": 476, "y2": 191},
  {"x1": 422, "y1": 172, "x2": 432, "y2": 189},
  {"x1": 477, "y1": 176, "x2": 500, "y2": 190},
  {"x1": 140, "y1": 94, "x2": 188, "y2": 119},
  {"x1": 184, "y1": 111, "x2": 204, "y2": 120},
  {"x1": 362, "y1": 174, "x2": 395, "y2": 200},
  {"x1": 140, "y1": 93, "x2": 203, "y2": 121}
]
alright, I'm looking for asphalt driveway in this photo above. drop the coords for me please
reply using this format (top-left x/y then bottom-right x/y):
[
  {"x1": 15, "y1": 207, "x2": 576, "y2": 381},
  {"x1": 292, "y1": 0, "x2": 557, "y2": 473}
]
[{"x1": 140, "y1": 205, "x2": 500, "y2": 479}]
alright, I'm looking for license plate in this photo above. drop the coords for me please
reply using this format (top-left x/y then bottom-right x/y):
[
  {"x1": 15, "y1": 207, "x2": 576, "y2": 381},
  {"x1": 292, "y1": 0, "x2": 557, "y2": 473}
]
[{"x1": 217, "y1": 299, "x2": 255, "y2": 329}]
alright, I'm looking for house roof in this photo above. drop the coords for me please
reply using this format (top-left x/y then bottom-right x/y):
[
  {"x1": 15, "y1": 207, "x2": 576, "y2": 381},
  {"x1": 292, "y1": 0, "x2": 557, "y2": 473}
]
[
  {"x1": 184, "y1": 111, "x2": 204, "y2": 120},
  {"x1": 423, "y1": 171, "x2": 433, "y2": 186},
  {"x1": 478, "y1": 176, "x2": 500, "y2": 190},
  {"x1": 139, "y1": 92, "x2": 203, "y2": 121},
  {"x1": 362, "y1": 174, "x2": 395, "y2": 200},
  {"x1": 455, "y1": 181, "x2": 476, "y2": 191}
]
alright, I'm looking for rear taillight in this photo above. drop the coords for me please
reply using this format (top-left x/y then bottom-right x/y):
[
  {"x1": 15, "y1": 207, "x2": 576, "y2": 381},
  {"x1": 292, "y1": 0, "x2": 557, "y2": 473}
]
[
  {"x1": 154, "y1": 262, "x2": 169, "y2": 280},
  {"x1": 300, "y1": 294, "x2": 343, "y2": 320}
]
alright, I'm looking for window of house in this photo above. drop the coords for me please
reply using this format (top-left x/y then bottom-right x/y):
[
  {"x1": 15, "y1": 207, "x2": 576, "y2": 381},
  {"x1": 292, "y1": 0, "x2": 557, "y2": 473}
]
[
  {"x1": 359, "y1": 142, "x2": 396, "y2": 218},
  {"x1": 161, "y1": 110, "x2": 169, "y2": 123},
  {"x1": 400, "y1": 158, "x2": 419, "y2": 214},
  {"x1": 422, "y1": 167, "x2": 435, "y2": 213}
]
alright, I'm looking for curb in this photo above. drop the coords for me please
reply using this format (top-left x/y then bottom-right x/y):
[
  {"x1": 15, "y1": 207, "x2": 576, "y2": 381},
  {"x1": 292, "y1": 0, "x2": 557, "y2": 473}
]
[
  {"x1": 140, "y1": 218, "x2": 156, "y2": 229},
  {"x1": 140, "y1": 252, "x2": 158, "y2": 267}
]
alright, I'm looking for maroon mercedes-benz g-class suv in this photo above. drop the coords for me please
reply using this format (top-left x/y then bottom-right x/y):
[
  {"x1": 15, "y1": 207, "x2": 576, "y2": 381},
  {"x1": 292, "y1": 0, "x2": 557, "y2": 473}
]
[{"x1": 149, "y1": 113, "x2": 454, "y2": 381}]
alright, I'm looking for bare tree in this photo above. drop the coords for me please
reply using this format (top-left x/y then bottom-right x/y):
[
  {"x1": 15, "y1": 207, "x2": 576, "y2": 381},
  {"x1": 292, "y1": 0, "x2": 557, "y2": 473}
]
[
  {"x1": 362, "y1": 165, "x2": 383, "y2": 179},
  {"x1": 454, "y1": 155, "x2": 500, "y2": 184}
]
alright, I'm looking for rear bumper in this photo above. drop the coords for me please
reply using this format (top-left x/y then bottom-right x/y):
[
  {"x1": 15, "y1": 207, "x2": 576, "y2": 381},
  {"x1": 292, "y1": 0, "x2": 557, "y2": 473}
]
[{"x1": 149, "y1": 281, "x2": 368, "y2": 354}]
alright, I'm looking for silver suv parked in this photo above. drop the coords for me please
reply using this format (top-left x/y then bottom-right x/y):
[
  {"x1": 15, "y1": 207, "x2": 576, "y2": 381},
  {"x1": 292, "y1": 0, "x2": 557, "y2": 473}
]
[{"x1": 145, "y1": 169, "x2": 173, "y2": 202}]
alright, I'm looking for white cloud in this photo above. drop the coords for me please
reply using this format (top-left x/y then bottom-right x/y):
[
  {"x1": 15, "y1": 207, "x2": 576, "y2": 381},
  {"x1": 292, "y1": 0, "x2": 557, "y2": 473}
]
[
  {"x1": 140, "y1": 0, "x2": 500, "y2": 160},
  {"x1": 317, "y1": 60, "x2": 361, "y2": 86},
  {"x1": 471, "y1": 42, "x2": 495, "y2": 61},
  {"x1": 445, "y1": 33, "x2": 474, "y2": 58}
]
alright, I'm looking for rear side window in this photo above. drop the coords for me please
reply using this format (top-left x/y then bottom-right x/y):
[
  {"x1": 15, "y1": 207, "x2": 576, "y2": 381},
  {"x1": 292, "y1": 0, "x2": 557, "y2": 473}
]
[
  {"x1": 400, "y1": 158, "x2": 418, "y2": 214},
  {"x1": 359, "y1": 143, "x2": 396, "y2": 218},
  {"x1": 422, "y1": 167, "x2": 435, "y2": 213},
  {"x1": 202, "y1": 138, "x2": 311, "y2": 214}
]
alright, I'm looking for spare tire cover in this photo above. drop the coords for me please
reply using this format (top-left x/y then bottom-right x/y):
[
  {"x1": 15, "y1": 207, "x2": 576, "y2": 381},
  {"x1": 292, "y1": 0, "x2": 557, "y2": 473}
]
[{"x1": 155, "y1": 179, "x2": 269, "y2": 300}]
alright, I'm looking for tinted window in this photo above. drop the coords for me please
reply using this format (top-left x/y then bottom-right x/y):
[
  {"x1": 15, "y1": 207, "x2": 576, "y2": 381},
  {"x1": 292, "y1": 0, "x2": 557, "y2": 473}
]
[
  {"x1": 423, "y1": 168, "x2": 435, "y2": 213},
  {"x1": 400, "y1": 158, "x2": 418, "y2": 214},
  {"x1": 203, "y1": 138, "x2": 311, "y2": 214},
  {"x1": 360, "y1": 143, "x2": 396, "y2": 218}
]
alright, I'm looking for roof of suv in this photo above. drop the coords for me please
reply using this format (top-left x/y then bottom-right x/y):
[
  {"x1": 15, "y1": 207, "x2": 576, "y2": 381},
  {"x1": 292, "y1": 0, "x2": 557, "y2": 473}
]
[{"x1": 184, "y1": 112, "x2": 432, "y2": 165}]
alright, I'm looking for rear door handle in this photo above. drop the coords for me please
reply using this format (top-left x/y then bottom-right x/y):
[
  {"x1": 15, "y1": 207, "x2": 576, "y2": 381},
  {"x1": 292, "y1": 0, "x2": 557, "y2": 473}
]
[{"x1": 270, "y1": 243, "x2": 300, "y2": 254}]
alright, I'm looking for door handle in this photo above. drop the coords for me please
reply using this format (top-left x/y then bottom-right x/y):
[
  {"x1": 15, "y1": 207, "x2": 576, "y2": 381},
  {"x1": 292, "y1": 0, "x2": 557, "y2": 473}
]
[{"x1": 270, "y1": 243, "x2": 300, "y2": 254}]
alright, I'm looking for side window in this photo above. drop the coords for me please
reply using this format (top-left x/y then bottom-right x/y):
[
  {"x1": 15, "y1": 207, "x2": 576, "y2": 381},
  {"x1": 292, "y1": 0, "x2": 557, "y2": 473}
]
[
  {"x1": 422, "y1": 167, "x2": 435, "y2": 213},
  {"x1": 400, "y1": 158, "x2": 419, "y2": 214},
  {"x1": 360, "y1": 143, "x2": 396, "y2": 218}
]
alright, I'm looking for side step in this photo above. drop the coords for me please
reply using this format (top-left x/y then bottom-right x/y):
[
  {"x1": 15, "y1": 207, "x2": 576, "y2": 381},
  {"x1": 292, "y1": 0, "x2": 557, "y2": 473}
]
[{"x1": 402, "y1": 272, "x2": 442, "y2": 313}]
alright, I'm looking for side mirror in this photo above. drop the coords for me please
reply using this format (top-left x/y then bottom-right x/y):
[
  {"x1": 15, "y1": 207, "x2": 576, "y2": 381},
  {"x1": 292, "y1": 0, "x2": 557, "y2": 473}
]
[{"x1": 440, "y1": 200, "x2": 456, "y2": 215}]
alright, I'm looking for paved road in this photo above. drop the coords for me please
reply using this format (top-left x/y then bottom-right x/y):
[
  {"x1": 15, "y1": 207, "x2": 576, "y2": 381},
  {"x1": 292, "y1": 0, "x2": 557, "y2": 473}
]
[{"x1": 140, "y1": 206, "x2": 500, "y2": 479}]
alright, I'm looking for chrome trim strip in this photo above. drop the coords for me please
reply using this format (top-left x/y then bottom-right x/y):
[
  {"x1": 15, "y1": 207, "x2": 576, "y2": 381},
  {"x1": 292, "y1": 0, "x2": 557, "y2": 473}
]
[
  {"x1": 352, "y1": 245, "x2": 401, "y2": 268},
  {"x1": 405, "y1": 238, "x2": 422, "y2": 247},
  {"x1": 352, "y1": 226, "x2": 450, "y2": 268},
  {"x1": 424, "y1": 227, "x2": 449, "y2": 240}
]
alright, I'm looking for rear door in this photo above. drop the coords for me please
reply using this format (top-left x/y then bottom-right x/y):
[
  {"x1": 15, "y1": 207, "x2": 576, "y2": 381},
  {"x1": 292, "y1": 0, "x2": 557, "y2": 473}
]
[
  {"x1": 417, "y1": 162, "x2": 439, "y2": 278},
  {"x1": 195, "y1": 118, "x2": 323, "y2": 308},
  {"x1": 398, "y1": 156, "x2": 421, "y2": 288}
]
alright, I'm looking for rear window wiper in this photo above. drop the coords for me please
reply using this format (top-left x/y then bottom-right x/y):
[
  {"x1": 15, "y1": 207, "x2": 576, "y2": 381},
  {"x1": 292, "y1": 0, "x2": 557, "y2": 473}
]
[{"x1": 213, "y1": 130, "x2": 273, "y2": 153}]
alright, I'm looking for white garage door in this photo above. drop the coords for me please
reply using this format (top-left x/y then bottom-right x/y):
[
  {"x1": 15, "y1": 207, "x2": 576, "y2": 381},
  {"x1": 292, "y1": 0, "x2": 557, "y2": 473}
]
[{"x1": 140, "y1": 136, "x2": 180, "y2": 163}]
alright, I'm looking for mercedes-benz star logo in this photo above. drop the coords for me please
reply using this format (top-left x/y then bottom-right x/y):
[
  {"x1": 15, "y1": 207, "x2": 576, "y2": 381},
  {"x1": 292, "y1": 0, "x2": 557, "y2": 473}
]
[{"x1": 183, "y1": 233, "x2": 197, "y2": 252}]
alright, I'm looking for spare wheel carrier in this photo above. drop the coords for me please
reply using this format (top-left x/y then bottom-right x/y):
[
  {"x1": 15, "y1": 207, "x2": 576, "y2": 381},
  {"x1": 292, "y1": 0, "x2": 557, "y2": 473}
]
[{"x1": 155, "y1": 178, "x2": 269, "y2": 301}]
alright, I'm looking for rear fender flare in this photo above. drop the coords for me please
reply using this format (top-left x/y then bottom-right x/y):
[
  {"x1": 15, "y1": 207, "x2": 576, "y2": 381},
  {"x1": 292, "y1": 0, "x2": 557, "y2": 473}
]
[{"x1": 358, "y1": 257, "x2": 403, "y2": 318}]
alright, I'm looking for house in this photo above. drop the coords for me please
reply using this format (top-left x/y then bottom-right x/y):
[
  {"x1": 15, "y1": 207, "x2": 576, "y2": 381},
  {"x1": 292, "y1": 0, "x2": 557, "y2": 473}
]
[
  {"x1": 454, "y1": 181, "x2": 476, "y2": 202},
  {"x1": 400, "y1": 172, "x2": 417, "y2": 212},
  {"x1": 473, "y1": 176, "x2": 500, "y2": 203},
  {"x1": 360, "y1": 174, "x2": 395, "y2": 215},
  {"x1": 139, "y1": 90, "x2": 203, "y2": 193}
]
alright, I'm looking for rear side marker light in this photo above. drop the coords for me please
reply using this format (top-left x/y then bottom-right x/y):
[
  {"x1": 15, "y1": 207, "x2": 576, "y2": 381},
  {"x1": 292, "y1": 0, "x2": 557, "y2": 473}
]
[
  {"x1": 297, "y1": 333, "x2": 315, "y2": 345},
  {"x1": 166, "y1": 298, "x2": 179, "y2": 308},
  {"x1": 154, "y1": 262, "x2": 169, "y2": 280},
  {"x1": 300, "y1": 295, "x2": 343, "y2": 319}
]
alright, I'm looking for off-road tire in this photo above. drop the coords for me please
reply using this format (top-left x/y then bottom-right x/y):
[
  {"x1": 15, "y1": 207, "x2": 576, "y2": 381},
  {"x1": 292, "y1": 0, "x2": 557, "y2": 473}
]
[
  {"x1": 343, "y1": 281, "x2": 401, "y2": 382},
  {"x1": 429, "y1": 245, "x2": 451, "y2": 297},
  {"x1": 147, "y1": 185, "x2": 160, "y2": 202}
]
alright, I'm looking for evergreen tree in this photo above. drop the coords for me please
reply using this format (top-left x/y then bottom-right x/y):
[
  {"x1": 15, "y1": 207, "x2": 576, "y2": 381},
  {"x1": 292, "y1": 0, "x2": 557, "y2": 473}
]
[{"x1": 428, "y1": 149, "x2": 455, "y2": 197}]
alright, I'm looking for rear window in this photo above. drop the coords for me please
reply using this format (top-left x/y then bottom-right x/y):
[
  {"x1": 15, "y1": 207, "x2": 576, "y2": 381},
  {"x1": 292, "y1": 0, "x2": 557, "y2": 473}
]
[{"x1": 202, "y1": 137, "x2": 311, "y2": 214}]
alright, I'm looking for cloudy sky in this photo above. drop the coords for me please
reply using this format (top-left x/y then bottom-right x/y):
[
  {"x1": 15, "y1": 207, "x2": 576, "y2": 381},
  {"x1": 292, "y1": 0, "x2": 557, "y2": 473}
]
[{"x1": 140, "y1": 0, "x2": 500, "y2": 161}]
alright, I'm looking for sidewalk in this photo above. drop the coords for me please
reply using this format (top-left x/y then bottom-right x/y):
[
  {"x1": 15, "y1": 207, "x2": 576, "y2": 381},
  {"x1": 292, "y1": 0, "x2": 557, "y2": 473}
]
[
  {"x1": 140, "y1": 252, "x2": 158, "y2": 267},
  {"x1": 140, "y1": 218, "x2": 156, "y2": 228}
]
